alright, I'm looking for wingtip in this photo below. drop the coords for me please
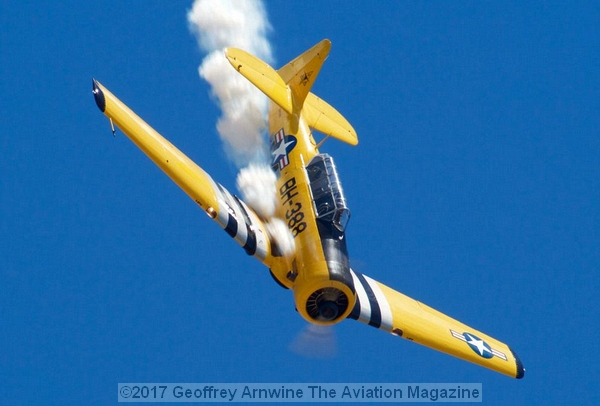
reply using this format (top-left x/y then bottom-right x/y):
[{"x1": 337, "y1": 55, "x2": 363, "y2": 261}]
[
  {"x1": 92, "y1": 79, "x2": 106, "y2": 112},
  {"x1": 510, "y1": 347, "x2": 525, "y2": 379}
]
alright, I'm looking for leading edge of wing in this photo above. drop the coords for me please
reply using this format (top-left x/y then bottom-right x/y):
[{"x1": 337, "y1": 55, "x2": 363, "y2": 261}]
[{"x1": 348, "y1": 269, "x2": 525, "y2": 379}]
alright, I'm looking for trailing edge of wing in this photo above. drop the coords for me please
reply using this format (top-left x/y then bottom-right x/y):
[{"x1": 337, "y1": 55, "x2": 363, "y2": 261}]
[
  {"x1": 348, "y1": 269, "x2": 525, "y2": 379},
  {"x1": 92, "y1": 79, "x2": 275, "y2": 265}
]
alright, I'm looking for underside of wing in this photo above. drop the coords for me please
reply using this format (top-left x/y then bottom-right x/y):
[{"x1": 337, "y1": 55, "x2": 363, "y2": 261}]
[
  {"x1": 348, "y1": 269, "x2": 525, "y2": 379},
  {"x1": 92, "y1": 79, "x2": 278, "y2": 267}
]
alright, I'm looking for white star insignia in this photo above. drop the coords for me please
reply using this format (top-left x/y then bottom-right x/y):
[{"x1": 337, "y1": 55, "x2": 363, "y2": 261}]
[
  {"x1": 465, "y1": 334, "x2": 491, "y2": 356},
  {"x1": 272, "y1": 138, "x2": 294, "y2": 161}
]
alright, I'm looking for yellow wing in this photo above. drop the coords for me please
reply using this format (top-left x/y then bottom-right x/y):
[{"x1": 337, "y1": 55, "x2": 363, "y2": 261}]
[
  {"x1": 92, "y1": 79, "x2": 276, "y2": 266},
  {"x1": 349, "y1": 269, "x2": 525, "y2": 379}
]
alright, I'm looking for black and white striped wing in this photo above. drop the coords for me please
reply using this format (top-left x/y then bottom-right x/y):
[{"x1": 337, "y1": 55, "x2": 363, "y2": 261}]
[{"x1": 348, "y1": 269, "x2": 524, "y2": 379}]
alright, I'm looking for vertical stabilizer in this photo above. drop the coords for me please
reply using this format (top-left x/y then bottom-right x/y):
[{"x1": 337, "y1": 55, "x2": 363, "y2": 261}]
[{"x1": 277, "y1": 39, "x2": 331, "y2": 110}]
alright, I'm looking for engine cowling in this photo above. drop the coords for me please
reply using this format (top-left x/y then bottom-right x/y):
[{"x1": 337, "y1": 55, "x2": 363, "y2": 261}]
[{"x1": 294, "y1": 276, "x2": 355, "y2": 325}]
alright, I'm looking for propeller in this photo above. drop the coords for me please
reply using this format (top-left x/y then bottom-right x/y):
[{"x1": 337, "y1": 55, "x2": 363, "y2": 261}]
[{"x1": 289, "y1": 323, "x2": 337, "y2": 359}]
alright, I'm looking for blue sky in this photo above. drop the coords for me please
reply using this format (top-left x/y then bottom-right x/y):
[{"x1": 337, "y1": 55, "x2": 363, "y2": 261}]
[{"x1": 1, "y1": 1, "x2": 599, "y2": 404}]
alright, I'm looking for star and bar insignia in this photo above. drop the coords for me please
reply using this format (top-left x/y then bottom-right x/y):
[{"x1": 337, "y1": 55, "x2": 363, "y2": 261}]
[
  {"x1": 450, "y1": 330, "x2": 507, "y2": 361},
  {"x1": 270, "y1": 128, "x2": 297, "y2": 171}
]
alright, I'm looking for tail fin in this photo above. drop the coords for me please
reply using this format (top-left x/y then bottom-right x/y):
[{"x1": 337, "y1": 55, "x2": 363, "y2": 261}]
[
  {"x1": 277, "y1": 39, "x2": 331, "y2": 109},
  {"x1": 225, "y1": 40, "x2": 358, "y2": 146}
]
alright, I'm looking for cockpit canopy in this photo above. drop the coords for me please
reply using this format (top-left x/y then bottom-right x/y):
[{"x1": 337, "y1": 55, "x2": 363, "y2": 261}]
[{"x1": 306, "y1": 154, "x2": 350, "y2": 232}]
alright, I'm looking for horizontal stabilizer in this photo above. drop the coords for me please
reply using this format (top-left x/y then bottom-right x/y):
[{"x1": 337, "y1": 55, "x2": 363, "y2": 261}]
[
  {"x1": 303, "y1": 93, "x2": 358, "y2": 146},
  {"x1": 225, "y1": 48, "x2": 293, "y2": 115},
  {"x1": 349, "y1": 269, "x2": 525, "y2": 379}
]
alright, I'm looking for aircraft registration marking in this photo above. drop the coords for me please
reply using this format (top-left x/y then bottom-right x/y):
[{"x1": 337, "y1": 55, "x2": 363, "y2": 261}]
[{"x1": 279, "y1": 177, "x2": 307, "y2": 236}]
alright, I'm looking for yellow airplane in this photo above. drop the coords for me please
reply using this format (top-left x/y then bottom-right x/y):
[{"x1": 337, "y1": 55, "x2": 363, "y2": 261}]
[{"x1": 92, "y1": 39, "x2": 524, "y2": 379}]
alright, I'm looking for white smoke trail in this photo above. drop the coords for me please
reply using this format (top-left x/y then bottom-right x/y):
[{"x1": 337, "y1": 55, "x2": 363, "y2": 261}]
[
  {"x1": 235, "y1": 164, "x2": 276, "y2": 218},
  {"x1": 188, "y1": 0, "x2": 295, "y2": 256},
  {"x1": 188, "y1": 0, "x2": 273, "y2": 166},
  {"x1": 265, "y1": 219, "x2": 296, "y2": 257}
]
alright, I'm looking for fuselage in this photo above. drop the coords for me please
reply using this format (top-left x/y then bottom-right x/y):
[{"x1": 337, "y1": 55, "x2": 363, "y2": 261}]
[{"x1": 268, "y1": 104, "x2": 355, "y2": 325}]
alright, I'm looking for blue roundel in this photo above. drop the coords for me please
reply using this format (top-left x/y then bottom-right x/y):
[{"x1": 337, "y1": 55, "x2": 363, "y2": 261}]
[{"x1": 463, "y1": 332, "x2": 494, "y2": 359}]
